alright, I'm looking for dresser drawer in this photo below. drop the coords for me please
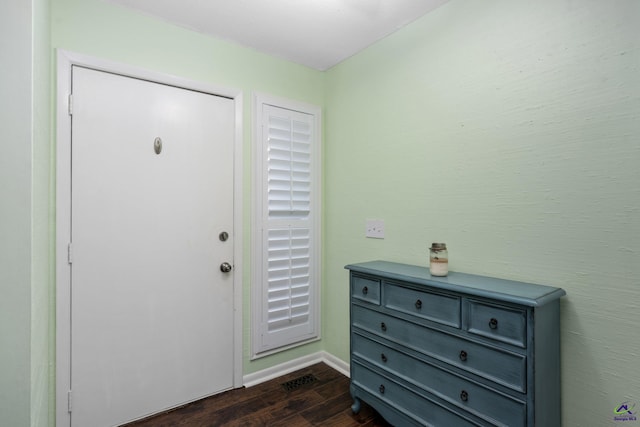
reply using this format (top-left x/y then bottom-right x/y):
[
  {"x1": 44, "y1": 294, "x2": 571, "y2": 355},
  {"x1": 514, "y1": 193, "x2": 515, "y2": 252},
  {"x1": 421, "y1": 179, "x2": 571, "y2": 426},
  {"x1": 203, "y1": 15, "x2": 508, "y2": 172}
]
[
  {"x1": 467, "y1": 300, "x2": 527, "y2": 348},
  {"x1": 353, "y1": 333, "x2": 526, "y2": 427},
  {"x1": 352, "y1": 305, "x2": 527, "y2": 392},
  {"x1": 351, "y1": 275, "x2": 381, "y2": 305},
  {"x1": 385, "y1": 282, "x2": 461, "y2": 328},
  {"x1": 351, "y1": 362, "x2": 481, "y2": 427}
]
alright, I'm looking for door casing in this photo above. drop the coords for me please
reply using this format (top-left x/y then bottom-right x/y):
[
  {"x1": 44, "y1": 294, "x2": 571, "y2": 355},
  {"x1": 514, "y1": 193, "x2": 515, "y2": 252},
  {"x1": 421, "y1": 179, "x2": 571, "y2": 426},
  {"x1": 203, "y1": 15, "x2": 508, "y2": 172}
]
[{"x1": 55, "y1": 49, "x2": 244, "y2": 427}]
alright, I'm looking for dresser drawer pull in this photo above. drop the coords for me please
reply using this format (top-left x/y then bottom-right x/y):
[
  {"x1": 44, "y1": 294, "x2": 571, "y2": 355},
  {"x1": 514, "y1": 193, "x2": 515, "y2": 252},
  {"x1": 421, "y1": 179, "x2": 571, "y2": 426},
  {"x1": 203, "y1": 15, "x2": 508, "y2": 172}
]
[
  {"x1": 459, "y1": 350, "x2": 467, "y2": 361},
  {"x1": 489, "y1": 318, "x2": 499, "y2": 329},
  {"x1": 379, "y1": 384, "x2": 385, "y2": 394},
  {"x1": 415, "y1": 299, "x2": 422, "y2": 309},
  {"x1": 362, "y1": 286, "x2": 368, "y2": 295},
  {"x1": 380, "y1": 322, "x2": 387, "y2": 332},
  {"x1": 381, "y1": 353, "x2": 388, "y2": 363},
  {"x1": 460, "y1": 390, "x2": 469, "y2": 402}
]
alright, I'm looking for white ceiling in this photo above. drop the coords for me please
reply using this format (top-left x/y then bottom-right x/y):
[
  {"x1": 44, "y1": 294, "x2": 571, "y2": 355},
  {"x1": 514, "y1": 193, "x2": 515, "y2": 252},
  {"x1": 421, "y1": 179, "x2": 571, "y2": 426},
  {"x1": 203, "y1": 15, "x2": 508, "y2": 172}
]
[{"x1": 107, "y1": 0, "x2": 450, "y2": 70}]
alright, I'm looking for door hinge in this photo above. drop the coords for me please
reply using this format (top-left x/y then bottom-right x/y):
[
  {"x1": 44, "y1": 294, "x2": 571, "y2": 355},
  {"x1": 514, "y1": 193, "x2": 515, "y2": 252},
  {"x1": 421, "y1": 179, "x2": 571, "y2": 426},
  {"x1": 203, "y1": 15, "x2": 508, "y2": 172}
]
[
  {"x1": 67, "y1": 390, "x2": 73, "y2": 413},
  {"x1": 68, "y1": 94, "x2": 73, "y2": 116},
  {"x1": 67, "y1": 242, "x2": 73, "y2": 264}
]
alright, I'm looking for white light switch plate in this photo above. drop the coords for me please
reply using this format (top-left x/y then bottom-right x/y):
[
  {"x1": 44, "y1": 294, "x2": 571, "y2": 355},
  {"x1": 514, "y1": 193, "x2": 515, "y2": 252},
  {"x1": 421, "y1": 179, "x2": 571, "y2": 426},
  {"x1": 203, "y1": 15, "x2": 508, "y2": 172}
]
[{"x1": 366, "y1": 219, "x2": 385, "y2": 239}]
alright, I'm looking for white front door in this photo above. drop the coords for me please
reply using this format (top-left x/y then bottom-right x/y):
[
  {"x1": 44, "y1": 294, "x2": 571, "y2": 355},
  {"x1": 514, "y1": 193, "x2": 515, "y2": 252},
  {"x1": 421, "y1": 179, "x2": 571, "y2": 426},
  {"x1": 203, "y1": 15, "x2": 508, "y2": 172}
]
[{"x1": 70, "y1": 66, "x2": 235, "y2": 427}]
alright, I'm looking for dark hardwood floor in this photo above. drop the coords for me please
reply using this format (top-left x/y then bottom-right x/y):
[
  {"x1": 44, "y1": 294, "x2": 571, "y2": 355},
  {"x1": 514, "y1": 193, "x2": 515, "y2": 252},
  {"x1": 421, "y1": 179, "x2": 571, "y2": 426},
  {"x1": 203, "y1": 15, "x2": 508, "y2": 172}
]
[{"x1": 123, "y1": 362, "x2": 391, "y2": 427}]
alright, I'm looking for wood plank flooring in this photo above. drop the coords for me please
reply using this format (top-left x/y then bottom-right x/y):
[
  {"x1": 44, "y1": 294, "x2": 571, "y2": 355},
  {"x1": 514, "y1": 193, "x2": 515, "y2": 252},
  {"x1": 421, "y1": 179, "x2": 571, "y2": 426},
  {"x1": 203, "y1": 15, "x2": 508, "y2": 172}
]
[{"x1": 123, "y1": 362, "x2": 391, "y2": 427}]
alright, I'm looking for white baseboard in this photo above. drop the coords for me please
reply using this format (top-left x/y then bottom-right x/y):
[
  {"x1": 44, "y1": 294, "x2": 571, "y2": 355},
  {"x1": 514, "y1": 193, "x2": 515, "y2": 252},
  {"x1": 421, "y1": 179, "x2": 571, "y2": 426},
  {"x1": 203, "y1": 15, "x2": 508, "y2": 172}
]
[
  {"x1": 242, "y1": 351, "x2": 350, "y2": 388},
  {"x1": 320, "y1": 351, "x2": 350, "y2": 378}
]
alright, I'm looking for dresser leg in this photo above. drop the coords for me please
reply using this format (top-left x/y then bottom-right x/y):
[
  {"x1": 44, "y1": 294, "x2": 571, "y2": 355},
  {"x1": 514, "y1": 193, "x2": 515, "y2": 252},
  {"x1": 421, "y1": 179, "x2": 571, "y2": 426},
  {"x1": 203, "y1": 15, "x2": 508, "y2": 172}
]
[
  {"x1": 351, "y1": 397, "x2": 361, "y2": 414},
  {"x1": 350, "y1": 383, "x2": 361, "y2": 413}
]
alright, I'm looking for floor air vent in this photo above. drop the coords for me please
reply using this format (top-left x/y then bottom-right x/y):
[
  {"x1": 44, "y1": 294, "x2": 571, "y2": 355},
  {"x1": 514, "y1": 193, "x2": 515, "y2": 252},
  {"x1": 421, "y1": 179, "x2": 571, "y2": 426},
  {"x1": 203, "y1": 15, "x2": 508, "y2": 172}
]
[{"x1": 281, "y1": 374, "x2": 318, "y2": 392}]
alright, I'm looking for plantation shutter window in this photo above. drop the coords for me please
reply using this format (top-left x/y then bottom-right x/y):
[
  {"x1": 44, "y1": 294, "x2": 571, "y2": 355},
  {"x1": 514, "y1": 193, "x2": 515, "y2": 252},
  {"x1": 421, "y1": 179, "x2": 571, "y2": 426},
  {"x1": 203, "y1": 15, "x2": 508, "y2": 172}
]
[{"x1": 253, "y1": 96, "x2": 321, "y2": 356}]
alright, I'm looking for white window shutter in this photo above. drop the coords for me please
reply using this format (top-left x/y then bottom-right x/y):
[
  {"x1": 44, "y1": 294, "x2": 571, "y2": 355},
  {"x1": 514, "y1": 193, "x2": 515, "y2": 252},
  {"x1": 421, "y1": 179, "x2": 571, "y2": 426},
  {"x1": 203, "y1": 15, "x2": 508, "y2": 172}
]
[
  {"x1": 253, "y1": 97, "x2": 321, "y2": 356},
  {"x1": 266, "y1": 228, "x2": 311, "y2": 334},
  {"x1": 266, "y1": 113, "x2": 312, "y2": 219}
]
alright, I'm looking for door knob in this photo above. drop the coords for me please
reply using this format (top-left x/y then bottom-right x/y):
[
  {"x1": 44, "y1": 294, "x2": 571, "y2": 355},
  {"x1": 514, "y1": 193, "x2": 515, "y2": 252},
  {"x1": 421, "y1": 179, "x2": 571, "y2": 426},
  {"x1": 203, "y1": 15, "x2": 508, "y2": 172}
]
[{"x1": 220, "y1": 262, "x2": 233, "y2": 273}]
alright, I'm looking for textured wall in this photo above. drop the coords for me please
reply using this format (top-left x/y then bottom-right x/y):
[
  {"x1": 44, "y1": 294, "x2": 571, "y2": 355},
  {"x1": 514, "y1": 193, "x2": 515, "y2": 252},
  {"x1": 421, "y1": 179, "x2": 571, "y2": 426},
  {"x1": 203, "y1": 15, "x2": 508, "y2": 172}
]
[
  {"x1": 32, "y1": 0, "x2": 52, "y2": 424},
  {"x1": 0, "y1": 1, "x2": 34, "y2": 426},
  {"x1": 2, "y1": 0, "x2": 52, "y2": 425},
  {"x1": 324, "y1": 1, "x2": 639, "y2": 425}
]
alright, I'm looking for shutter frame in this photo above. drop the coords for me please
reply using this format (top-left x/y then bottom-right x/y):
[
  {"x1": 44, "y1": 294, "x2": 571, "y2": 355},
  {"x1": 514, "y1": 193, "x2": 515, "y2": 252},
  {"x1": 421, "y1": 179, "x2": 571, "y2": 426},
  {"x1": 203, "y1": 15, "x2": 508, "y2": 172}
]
[{"x1": 252, "y1": 94, "x2": 321, "y2": 357}]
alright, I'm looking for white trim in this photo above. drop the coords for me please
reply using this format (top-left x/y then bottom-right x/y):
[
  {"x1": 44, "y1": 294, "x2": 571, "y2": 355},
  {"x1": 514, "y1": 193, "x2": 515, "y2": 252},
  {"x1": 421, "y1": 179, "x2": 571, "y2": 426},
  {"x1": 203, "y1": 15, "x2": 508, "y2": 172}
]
[
  {"x1": 242, "y1": 352, "x2": 349, "y2": 388},
  {"x1": 232, "y1": 79, "x2": 244, "y2": 392},
  {"x1": 247, "y1": 336, "x2": 321, "y2": 360},
  {"x1": 55, "y1": 50, "x2": 73, "y2": 427},
  {"x1": 321, "y1": 351, "x2": 351, "y2": 378},
  {"x1": 55, "y1": 49, "x2": 244, "y2": 427}
]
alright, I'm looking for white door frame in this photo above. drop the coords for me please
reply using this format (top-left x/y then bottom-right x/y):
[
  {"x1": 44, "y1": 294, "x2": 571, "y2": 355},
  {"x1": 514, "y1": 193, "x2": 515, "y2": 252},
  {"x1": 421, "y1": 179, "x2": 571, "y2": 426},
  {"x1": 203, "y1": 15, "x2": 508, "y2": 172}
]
[{"x1": 55, "y1": 49, "x2": 244, "y2": 427}]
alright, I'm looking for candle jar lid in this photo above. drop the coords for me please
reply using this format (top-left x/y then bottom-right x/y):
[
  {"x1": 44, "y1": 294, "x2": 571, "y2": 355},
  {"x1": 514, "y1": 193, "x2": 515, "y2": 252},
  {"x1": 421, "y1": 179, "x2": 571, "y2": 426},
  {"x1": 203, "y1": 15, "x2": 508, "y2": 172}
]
[{"x1": 430, "y1": 243, "x2": 447, "y2": 251}]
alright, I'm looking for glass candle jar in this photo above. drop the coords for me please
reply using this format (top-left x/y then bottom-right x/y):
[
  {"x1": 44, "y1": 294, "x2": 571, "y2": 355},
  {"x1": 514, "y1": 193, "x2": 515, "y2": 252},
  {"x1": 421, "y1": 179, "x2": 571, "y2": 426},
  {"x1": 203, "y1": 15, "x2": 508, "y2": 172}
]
[{"x1": 429, "y1": 243, "x2": 448, "y2": 276}]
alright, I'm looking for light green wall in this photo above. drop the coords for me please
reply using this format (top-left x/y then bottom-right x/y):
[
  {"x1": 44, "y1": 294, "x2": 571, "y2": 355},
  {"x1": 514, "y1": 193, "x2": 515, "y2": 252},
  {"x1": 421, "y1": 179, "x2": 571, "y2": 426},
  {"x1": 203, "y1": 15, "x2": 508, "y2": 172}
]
[
  {"x1": 1, "y1": 0, "x2": 51, "y2": 425},
  {"x1": 0, "y1": 1, "x2": 34, "y2": 425},
  {"x1": 51, "y1": 0, "x2": 326, "y2": 379},
  {"x1": 32, "y1": 0, "x2": 53, "y2": 425},
  {"x1": 324, "y1": 1, "x2": 639, "y2": 426}
]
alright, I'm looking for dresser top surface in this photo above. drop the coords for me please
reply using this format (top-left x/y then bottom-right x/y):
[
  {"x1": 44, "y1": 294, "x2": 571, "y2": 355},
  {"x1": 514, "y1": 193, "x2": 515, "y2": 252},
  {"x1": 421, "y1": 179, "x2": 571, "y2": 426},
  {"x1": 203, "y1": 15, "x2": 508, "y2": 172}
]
[{"x1": 345, "y1": 260, "x2": 566, "y2": 307}]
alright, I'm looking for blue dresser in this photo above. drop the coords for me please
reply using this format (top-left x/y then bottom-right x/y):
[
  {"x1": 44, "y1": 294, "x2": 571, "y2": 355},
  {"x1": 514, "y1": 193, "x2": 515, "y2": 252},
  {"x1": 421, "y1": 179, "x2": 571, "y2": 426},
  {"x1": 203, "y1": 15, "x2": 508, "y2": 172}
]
[{"x1": 346, "y1": 261, "x2": 565, "y2": 427}]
